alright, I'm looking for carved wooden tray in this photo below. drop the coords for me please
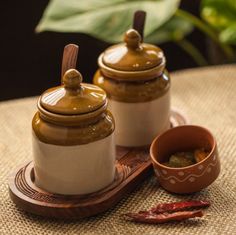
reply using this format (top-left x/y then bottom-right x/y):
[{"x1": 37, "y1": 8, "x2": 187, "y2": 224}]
[{"x1": 8, "y1": 108, "x2": 188, "y2": 219}]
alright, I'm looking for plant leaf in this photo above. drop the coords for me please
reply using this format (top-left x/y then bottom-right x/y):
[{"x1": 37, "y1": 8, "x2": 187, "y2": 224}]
[
  {"x1": 145, "y1": 15, "x2": 193, "y2": 44},
  {"x1": 220, "y1": 24, "x2": 236, "y2": 45},
  {"x1": 201, "y1": 0, "x2": 236, "y2": 45},
  {"x1": 201, "y1": 0, "x2": 236, "y2": 30},
  {"x1": 36, "y1": 0, "x2": 180, "y2": 43}
]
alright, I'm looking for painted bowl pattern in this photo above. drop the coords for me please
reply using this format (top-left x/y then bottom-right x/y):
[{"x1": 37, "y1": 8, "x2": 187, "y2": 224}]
[{"x1": 150, "y1": 125, "x2": 220, "y2": 194}]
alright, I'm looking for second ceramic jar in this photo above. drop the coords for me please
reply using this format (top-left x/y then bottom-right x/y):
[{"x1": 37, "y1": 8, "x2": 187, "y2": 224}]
[
  {"x1": 94, "y1": 29, "x2": 171, "y2": 147},
  {"x1": 32, "y1": 69, "x2": 116, "y2": 195}
]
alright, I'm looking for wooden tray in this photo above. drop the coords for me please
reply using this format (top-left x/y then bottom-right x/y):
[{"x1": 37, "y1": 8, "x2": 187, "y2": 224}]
[{"x1": 8, "y1": 108, "x2": 188, "y2": 219}]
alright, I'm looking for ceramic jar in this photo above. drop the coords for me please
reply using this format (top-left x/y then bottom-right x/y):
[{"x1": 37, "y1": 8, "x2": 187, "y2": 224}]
[
  {"x1": 93, "y1": 29, "x2": 171, "y2": 147},
  {"x1": 32, "y1": 69, "x2": 116, "y2": 195}
]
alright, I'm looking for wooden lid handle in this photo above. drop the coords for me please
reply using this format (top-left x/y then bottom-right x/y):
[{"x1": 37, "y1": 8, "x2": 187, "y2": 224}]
[
  {"x1": 61, "y1": 44, "x2": 79, "y2": 83},
  {"x1": 132, "y1": 10, "x2": 146, "y2": 42}
]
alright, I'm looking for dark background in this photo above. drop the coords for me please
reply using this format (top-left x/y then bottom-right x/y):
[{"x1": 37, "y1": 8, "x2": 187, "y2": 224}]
[{"x1": 1, "y1": 0, "x2": 219, "y2": 101}]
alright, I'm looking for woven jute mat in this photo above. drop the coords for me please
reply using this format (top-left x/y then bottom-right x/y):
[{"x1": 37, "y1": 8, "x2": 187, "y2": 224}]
[{"x1": 0, "y1": 65, "x2": 236, "y2": 234}]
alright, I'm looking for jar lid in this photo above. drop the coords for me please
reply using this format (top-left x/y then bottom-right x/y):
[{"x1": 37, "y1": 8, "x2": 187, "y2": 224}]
[
  {"x1": 39, "y1": 69, "x2": 106, "y2": 115},
  {"x1": 98, "y1": 29, "x2": 166, "y2": 81}
]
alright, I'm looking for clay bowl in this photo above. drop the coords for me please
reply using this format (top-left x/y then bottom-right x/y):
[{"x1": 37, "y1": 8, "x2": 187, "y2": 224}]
[{"x1": 150, "y1": 125, "x2": 220, "y2": 194}]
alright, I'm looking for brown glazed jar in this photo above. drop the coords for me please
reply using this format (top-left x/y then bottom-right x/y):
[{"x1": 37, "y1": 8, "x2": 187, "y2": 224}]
[
  {"x1": 32, "y1": 69, "x2": 115, "y2": 195},
  {"x1": 93, "y1": 29, "x2": 171, "y2": 147}
]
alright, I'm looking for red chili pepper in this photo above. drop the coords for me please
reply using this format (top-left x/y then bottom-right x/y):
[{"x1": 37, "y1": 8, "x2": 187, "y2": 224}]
[
  {"x1": 150, "y1": 200, "x2": 210, "y2": 214},
  {"x1": 124, "y1": 200, "x2": 210, "y2": 224},
  {"x1": 125, "y1": 210, "x2": 203, "y2": 224}
]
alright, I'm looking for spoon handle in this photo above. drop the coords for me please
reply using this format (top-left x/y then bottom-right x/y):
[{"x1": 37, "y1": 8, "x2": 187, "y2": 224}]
[
  {"x1": 133, "y1": 10, "x2": 146, "y2": 42},
  {"x1": 61, "y1": 44, "x2": 79, "y2": 83}
]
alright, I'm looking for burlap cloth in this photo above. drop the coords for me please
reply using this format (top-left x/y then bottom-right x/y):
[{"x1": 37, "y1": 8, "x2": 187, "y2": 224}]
[{"x1": 0, "y1": 65, "x2": 236, "y2": 235}]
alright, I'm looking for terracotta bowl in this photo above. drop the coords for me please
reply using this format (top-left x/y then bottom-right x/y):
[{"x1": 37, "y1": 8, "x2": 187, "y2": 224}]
[{"x1": 150, "y1": 125, "x2": 220, "y2": 194}]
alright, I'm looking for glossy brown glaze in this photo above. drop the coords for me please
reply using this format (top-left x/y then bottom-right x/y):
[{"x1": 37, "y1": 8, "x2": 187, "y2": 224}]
[
  {"x1": 93, "y1": 70, "x2": 170, "y2": 103},
  {"x1": 94, "y1": 26, "x2": 170, "y2": 103},
  {"x1": 150, "y1": 125, "x2": 220, "y2": 194},
  {"x1": 41, "y1": 69, "x2": 106, "y2": 115},
  {"x1": 33, "y1": 68, "x2": 114, "y2": 145},
  {"x1": 32, "y1": 110, "x2": 114, "y2": 146},
  {"x1": 102, "y1": 29, "x2": 163, "y2": 71},
  {"x1": 97, "y1": 29, "x2": 166, "y2": 82}
]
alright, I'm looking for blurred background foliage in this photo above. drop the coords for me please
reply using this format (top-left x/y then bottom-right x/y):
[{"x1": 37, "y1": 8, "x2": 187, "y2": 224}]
[
  {"x1": 37, "y1": 0, "x2": 236, "y2": 66},
  {"x1": 1, "y1": 0, "x2": 235, "y2": 100}
]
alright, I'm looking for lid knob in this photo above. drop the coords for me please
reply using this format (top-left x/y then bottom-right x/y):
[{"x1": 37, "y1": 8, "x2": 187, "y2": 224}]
[
  {"x1": 124, "y1": 29, "x2": 141, "y2": 49},
  {"x1": 63, "y1": 69, "x2": 82, "y2": 90}
]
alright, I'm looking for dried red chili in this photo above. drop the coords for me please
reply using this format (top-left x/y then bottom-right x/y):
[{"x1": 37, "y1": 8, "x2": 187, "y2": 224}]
[
  {"x1": 150, "y1": 200, "x2": 210, "y2": 214},
  {"x1": 125, "y1": 210, "x2": 203, "y2": 224},
  {"x1": 124, "y1": 200, "x2": 210, "y2": 224}
]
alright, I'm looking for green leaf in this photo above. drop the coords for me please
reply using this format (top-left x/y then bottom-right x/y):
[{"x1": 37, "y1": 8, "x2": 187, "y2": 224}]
[
  {"x1": 201, "y1": 0, "x2": 236, "y2": 30},
  {"x1": 220, "y1": 24, "x2": 236, "y2": 45},
  {"x1": 36, "y1": 0, "x2": 180, "y2": 43},
  {"x1": 201, "y1": 0, "x2": 236, "y2": 45},
  {"x1": 145, "y1": 15, "x2": 193, "y2": 44}
]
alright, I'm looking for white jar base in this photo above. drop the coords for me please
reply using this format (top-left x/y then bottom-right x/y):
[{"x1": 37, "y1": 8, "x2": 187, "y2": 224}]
[
  {"x1": 108, "y1": 91, "x2": 170, "y2": 147},
  {"x1": 32, "y1": 134, "x2": 116, "y2": 195}
]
